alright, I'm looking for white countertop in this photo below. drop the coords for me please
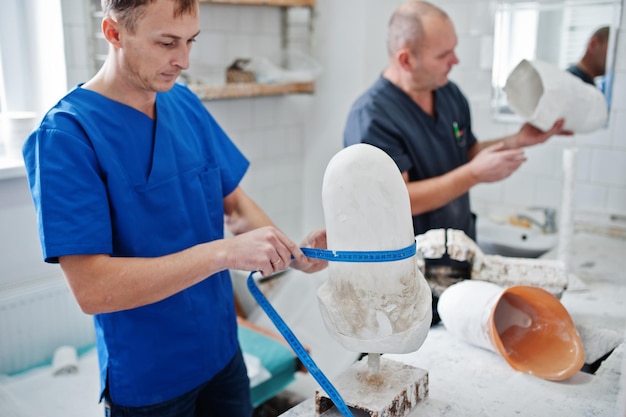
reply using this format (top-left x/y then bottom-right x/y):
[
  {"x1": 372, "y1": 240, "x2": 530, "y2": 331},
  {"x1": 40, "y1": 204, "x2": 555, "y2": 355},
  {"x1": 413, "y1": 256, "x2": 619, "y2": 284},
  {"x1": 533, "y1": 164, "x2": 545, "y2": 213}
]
[{"x1": 279, "y1": 231, "x2": 626, "y2": 417}]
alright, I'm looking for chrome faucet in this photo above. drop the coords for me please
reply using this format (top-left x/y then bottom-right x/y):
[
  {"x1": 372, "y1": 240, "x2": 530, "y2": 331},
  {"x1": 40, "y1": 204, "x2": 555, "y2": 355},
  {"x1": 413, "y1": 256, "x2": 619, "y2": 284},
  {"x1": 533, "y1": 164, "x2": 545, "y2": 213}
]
[{"x1": 516, "y1": 207, "x2": 557, "y2": 234}]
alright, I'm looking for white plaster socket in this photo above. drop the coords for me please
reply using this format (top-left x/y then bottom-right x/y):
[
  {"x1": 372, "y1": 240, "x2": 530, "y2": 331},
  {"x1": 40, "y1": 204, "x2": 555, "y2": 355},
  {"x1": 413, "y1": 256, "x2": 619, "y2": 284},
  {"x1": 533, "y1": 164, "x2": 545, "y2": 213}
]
[{"x1": 317, "y1": 144, "x2": 432, "y2": 354}]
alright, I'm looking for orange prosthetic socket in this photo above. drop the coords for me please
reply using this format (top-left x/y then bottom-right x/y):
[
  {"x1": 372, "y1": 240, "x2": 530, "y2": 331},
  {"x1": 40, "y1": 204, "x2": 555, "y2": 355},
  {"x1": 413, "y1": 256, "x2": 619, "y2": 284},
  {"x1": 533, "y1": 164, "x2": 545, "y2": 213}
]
[
  {"x1": 490, "y1": 285, "x2": 584, "y2": 381},
  {"x1": 439, "y1": 280, "x2": 584, "y2": 381}
]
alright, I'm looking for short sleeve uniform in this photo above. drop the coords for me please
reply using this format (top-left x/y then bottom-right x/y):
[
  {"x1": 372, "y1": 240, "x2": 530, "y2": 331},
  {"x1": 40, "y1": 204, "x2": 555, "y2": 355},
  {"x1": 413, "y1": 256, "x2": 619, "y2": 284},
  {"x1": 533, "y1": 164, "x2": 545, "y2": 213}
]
[
  {"x1": 23, "y1": 83, "x2": 249, "y2": 407},
  {"x1": 344, "y1": 76, "x2": 478, "y2": 241}
]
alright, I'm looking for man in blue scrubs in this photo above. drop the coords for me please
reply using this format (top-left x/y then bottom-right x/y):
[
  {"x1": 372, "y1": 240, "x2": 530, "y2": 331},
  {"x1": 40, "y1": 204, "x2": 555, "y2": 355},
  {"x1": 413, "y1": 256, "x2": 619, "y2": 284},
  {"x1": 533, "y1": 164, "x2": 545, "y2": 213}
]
[
  {"x1": 22, "y1": 1, "x2": 327, "y2": 416},
  {"x1": 344, "y1": 1, "x2": 568, "y2": 324}
]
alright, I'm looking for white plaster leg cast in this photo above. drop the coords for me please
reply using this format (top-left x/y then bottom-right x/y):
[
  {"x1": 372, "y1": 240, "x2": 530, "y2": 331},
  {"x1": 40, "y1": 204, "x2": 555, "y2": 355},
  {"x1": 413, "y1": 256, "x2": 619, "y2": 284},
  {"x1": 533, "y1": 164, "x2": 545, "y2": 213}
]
[
  {"x1": 438, "y1": 280, "x2": 584, "y2": 381},
  {"x1": 317, "y1": 144, "x2": 432, "y2": 354},
  {"x1": 504, "y1": 59, "x2": 608, "y2": 133}
]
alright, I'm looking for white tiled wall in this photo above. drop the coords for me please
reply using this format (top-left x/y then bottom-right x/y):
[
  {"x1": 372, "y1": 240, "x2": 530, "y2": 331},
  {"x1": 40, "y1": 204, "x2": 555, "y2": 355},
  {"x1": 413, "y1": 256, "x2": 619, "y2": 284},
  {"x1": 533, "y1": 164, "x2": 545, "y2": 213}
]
[
  {"x1": 191, "y1": 4, "x2": 314, "y2": 240},
  {"x1": 193, "y1": 5, "x2": 282, "y2": 71},
  {"x1": 59, "y1": 0, "x2": 92, "y2": 88},
  {"x1": 206, "y1": 94, "x2": 311, "y2": 239}
]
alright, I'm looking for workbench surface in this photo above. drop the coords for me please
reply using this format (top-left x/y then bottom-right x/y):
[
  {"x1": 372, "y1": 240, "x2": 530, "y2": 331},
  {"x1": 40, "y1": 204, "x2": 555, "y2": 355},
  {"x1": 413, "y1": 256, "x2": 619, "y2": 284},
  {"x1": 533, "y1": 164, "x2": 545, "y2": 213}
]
[{"x1": 279, "y1": 231, "x2": 626, "y2": 416}]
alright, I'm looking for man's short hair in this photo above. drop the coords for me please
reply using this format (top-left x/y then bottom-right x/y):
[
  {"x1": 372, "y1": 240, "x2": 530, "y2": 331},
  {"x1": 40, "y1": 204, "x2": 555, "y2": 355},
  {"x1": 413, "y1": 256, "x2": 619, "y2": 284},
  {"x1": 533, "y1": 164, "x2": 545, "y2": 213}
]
[{"x1": 101, "y1": 0, "x2": 197, "y2": 33}]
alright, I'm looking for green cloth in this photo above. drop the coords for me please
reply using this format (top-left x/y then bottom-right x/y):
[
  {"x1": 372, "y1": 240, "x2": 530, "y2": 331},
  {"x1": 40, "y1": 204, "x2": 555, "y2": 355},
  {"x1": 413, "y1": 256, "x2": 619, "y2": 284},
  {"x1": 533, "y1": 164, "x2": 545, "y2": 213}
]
[{"x1": 238, "y1": 325, "x2": 297, "y2": 407}]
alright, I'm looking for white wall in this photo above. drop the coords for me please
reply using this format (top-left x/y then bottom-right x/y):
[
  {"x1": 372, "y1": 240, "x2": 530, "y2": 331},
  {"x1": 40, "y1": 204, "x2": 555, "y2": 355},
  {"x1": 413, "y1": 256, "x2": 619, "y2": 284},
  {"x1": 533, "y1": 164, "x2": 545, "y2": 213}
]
[
  {"x1": 191, "y1": 4, "x2": 314, "y2": 241},
  {"x1": 302, "y1": 0, "x2": 403, "y2": 231},
  {"x1": 0, "y1": 177, "x2": 64, "y2": 290}
]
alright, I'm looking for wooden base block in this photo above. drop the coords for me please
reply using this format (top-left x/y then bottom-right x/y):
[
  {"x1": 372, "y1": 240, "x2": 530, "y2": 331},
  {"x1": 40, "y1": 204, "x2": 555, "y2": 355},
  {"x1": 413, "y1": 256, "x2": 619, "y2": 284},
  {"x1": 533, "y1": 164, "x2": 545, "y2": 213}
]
[{"x1": 315, "y1": 357, "x2": 428, "y2": 417}]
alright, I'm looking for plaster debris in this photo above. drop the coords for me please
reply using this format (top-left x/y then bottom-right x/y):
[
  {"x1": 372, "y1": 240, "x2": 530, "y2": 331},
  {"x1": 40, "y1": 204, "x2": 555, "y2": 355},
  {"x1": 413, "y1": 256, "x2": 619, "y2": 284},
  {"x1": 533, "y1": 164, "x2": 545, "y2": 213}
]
[{"x1": 415, "y1": 228, "x2": 568, "y2": 297}]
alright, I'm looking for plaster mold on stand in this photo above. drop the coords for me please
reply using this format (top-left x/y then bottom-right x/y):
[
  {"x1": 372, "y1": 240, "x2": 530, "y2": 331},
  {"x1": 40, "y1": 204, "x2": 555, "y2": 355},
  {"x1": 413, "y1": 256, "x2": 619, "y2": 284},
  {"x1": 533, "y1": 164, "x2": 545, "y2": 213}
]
[
  {"x1": 438, "y1": 280, "x2": 585, "y2": 381},
  {"x1": 315, "y1": 144, "x2": 431, "y2": 417},
  {"x1": 317, "y1": 144, "x2": 432, "y2": 355}
]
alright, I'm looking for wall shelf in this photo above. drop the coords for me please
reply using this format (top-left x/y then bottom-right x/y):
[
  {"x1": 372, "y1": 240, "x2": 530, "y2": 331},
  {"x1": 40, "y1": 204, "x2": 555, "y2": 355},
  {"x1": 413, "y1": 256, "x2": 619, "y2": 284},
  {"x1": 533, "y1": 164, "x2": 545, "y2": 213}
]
[
  {"x1": 199, "y1": 0, "x2": 315, "y2": 7},
  {"x1": 189, "y1": 81, "x2": 315, "y2": 101},
  {"x1": 194, "y1": 0, "x2": 317, "y2": 100}
]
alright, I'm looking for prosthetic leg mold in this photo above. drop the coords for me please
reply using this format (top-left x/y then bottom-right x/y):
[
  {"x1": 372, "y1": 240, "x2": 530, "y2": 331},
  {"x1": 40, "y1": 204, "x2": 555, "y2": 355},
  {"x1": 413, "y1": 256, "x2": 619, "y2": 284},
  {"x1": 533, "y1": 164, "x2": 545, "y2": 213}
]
[{"x1": 317, "y1": 144, "x2": 432, "y2": 355}]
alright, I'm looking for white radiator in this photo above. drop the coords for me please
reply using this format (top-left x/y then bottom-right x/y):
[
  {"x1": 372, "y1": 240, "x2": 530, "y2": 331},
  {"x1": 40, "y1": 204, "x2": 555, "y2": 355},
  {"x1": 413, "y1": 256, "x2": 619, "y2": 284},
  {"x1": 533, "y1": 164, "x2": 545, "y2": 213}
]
[{"x1": 0, "y1": 277, "x2": 95, "y2": 375}]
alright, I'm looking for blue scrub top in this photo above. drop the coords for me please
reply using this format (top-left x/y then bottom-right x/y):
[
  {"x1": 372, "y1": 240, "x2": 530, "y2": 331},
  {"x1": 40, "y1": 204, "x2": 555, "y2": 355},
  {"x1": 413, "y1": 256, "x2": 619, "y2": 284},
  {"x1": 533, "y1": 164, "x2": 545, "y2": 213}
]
[
  {"x1": 23, "y1": 83, "x2": 249, "y2": 406},
  {"x1": 344, "y1": 76, "x2": 477, "y2": 242}
]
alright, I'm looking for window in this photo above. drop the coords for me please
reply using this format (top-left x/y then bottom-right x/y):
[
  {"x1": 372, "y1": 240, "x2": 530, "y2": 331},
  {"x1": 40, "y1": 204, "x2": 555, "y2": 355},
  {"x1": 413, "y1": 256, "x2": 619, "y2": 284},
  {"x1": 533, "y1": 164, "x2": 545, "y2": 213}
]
[
  {"x1": 0, "y1": 44, "x2": 5, "y2": 114},
  {"x1": 0, "y1": 0, "x2": 67, "y2": 164}
]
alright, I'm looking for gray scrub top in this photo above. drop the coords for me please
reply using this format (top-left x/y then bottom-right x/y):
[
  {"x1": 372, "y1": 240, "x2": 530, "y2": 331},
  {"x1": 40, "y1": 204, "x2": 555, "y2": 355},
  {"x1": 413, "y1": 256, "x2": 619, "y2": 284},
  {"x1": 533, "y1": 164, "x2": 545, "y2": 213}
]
[{"x1": 344, "y1": 76, "x2": 478, "y2": 242}]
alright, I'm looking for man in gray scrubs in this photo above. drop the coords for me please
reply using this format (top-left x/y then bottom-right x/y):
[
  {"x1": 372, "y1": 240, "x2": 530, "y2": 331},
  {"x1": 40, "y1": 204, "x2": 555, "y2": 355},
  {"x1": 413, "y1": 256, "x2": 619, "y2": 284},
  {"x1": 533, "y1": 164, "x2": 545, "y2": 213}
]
[
  {"x1": 567, "y1": 26, "x2": 609, "y2": 87},
  {"x1": 344, "y1": 0, "x2": 569, "y2": 323}
]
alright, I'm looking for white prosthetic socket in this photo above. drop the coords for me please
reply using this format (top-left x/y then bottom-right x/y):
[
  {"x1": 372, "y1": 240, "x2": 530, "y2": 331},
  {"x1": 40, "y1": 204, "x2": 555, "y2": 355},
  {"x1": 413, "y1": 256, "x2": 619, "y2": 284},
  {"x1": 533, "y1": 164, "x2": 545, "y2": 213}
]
[
  {"x1": 317, "y1": 144, "x2": 432, "y2": 354},
  {"x1": 505, "y1": 59, "x2": 608, "y2": 133}
]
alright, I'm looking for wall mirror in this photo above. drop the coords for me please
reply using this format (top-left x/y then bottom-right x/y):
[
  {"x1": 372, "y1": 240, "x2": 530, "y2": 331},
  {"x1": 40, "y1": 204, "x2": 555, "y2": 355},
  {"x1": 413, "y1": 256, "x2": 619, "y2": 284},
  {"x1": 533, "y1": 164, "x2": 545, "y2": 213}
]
[{"x1": 491, "y1": 0, "x2": 623, "y2": 124}]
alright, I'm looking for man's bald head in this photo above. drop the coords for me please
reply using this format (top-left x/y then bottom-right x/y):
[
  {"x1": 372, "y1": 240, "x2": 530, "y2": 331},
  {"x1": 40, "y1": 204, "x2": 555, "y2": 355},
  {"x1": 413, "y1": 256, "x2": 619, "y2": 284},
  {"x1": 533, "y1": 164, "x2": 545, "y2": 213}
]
[{"x1": 387, "y1": 1, "x2": 449, "y2": 57}]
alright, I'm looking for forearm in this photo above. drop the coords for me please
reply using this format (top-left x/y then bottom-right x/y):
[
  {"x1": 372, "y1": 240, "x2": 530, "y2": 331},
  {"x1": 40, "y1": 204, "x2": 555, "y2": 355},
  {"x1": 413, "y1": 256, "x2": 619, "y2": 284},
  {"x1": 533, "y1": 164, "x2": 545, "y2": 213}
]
[
  {"x1": 472, "y1": 120, "x2": 567, "y2": 159},
  {"x1": 470, "y1": 134, "x2": 518, "y2": 158},
  {"x1": 62, "y1": 186, "x2": 314, "y2": 315},
  {"x1": 405, "y1": 164, "x2": 479, "y2": 215},
  {"x1": 60, "y1": 240, "x2": 232, "y2": 314}
]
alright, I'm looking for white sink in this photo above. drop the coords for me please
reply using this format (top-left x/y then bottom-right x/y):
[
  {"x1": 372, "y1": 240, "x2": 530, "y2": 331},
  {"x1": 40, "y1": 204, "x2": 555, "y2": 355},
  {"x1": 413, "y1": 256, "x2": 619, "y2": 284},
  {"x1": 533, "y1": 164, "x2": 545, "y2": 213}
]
[{"x1": 476, "y1": 217, "x2": 558, "y2": 258}]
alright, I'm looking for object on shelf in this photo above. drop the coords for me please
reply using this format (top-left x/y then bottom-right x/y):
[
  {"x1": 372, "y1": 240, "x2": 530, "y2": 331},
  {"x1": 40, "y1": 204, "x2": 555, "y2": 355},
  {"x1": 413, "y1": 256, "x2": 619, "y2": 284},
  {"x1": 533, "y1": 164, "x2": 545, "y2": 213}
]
[
  {"x1": 246, "y1": 50, "x2": 322, "y2": 84},
  {"x1": 226, "y1": 59, "x2": 256, "y2": 84},
  {"x1": 199, "y1": 0, "x2": 316, "y2": 6},
  {"x1": 189, "y1": 81, "x2": 315, "y2": 101}
]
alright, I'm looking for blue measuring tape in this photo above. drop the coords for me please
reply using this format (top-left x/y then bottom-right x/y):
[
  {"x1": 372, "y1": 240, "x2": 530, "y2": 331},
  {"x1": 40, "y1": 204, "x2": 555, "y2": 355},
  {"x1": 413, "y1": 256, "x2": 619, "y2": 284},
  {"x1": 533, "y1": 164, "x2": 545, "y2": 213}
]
[
  {"x1": 300, "y1": 244, "x2": 416, "y2": 262},
  {"x1": 246, "y1": 242, "x2": 416, "y2": 417}
]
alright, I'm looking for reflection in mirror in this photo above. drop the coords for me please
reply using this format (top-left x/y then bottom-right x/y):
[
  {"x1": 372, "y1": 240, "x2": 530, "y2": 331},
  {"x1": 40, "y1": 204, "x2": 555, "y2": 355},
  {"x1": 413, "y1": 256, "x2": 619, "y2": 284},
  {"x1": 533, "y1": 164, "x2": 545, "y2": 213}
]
[{"x1": 491, "y1": 0, "x2": 623, "y2": 124}]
